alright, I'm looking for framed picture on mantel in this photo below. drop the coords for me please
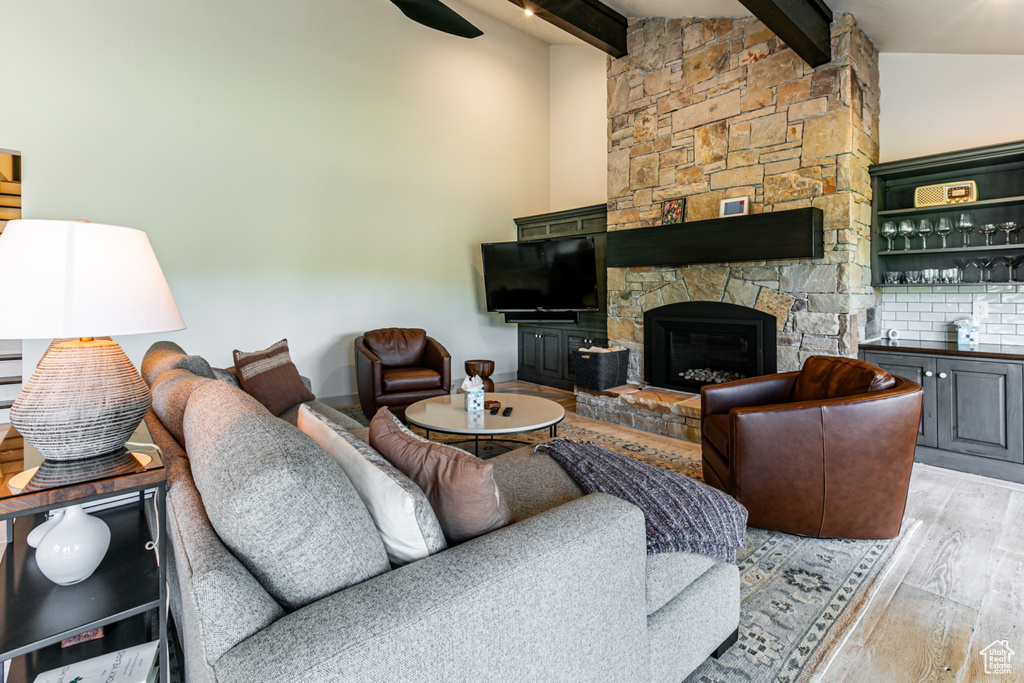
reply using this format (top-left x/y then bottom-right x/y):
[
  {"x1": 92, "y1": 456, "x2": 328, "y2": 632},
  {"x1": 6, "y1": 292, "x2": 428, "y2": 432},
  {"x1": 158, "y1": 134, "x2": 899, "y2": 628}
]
[
  {"x1": 720, "y1": 196, "x2": 749, "y2": 217},
  {"x1": 662, "y1": 198, "x2": 684, "y2": 225}
]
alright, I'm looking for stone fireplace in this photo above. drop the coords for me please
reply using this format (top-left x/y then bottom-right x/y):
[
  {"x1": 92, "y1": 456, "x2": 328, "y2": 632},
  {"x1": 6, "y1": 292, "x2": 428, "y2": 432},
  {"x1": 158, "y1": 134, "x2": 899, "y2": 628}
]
[
  {"x1": 575, "y1": 13, "x2": 881, "y2": 441},
  {"x1": 645, "y1": 302, "x2": 776, "y2": 393}
]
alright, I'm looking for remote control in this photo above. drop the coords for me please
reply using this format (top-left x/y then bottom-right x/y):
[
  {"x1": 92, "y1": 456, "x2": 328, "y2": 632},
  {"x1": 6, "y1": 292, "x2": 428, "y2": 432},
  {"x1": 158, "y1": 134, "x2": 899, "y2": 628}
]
[
  {"x1": 489, "y1": 406, "x2": 500, "y2": 415},
  {"x1": 502, "y1": 407, "x2": 513, "y2": 417}
]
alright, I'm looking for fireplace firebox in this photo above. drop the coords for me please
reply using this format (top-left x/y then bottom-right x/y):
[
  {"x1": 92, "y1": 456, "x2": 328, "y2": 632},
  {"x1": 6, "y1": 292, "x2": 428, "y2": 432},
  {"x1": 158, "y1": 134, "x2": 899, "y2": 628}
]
[{"x1": 644, "y1": 302, "x2": 777, "y2": 393}]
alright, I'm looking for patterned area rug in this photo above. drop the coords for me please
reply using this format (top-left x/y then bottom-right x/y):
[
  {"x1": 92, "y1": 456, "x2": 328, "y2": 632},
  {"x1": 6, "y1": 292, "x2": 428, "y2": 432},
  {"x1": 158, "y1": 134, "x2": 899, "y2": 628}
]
[{"x1": 324, "y1": 406, "x2": 920, "y2": 682}]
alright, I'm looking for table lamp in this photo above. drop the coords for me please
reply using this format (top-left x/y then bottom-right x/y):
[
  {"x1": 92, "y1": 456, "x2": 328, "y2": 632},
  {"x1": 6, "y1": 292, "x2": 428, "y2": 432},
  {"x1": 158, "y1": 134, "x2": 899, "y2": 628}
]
[{"x1": 0, "y1": 219, "x2": 184, "y2": 461}]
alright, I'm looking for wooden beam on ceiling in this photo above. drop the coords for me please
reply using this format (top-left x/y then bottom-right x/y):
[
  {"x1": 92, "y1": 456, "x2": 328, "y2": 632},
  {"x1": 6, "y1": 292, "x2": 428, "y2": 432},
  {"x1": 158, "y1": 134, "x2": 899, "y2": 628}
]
[
  {"x1": 736, "y1": 0, "x2": 833, "y2": 67},
  {"x1": 509, "y1": 0, "x2": 627, "y2": 58}
]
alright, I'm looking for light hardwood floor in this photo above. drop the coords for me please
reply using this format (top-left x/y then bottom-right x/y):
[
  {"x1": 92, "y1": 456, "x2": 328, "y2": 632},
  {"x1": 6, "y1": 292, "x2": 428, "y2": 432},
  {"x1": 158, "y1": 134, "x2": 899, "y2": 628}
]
[{"x1": 497, "y1": 380, "x2": 1024, "y2": 682}]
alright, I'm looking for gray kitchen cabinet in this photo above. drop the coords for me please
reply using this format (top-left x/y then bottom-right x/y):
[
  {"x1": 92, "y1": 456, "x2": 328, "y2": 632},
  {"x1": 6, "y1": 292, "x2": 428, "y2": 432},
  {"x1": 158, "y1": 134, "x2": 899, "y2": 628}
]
[
  {"x1": 935, "y1": 357, "x2": 1024, "y2": 463},
  {"x1": 861, "y1": 344, "x2": 1024, "y2": 483},
  {"x1": 862, "y1": 351, "x2": 937, "y2": 448}
]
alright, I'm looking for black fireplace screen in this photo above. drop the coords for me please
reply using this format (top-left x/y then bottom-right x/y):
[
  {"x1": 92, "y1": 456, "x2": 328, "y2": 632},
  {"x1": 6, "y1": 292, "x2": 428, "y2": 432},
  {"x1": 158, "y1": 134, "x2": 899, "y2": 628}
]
[
  {"x1": 670, "y1": 328, "x2": 750, "y2": 386},
  {"x1": 644, "y1": 302, "x2": 777, "y2": 393}
]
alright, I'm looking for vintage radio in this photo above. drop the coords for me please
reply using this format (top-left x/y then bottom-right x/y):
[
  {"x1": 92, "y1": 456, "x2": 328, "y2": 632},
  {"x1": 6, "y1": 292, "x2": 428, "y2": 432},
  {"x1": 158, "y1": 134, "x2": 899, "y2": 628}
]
[{"x1": 913, "y1": 180, "x2": 977, "y2": 207}]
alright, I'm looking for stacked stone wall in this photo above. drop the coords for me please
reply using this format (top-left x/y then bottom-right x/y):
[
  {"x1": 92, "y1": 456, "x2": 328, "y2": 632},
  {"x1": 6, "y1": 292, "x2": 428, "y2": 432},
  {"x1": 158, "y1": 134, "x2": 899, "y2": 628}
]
[{"x1": 607, "y1": 14, "x2": 880, "y2": 377}]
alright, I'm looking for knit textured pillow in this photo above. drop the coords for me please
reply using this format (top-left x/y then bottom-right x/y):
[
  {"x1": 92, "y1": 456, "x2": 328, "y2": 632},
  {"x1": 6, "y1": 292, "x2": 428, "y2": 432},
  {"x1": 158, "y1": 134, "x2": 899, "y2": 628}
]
[{"x1": 233, "y1": 339, "x2": 314, "y2": 416}]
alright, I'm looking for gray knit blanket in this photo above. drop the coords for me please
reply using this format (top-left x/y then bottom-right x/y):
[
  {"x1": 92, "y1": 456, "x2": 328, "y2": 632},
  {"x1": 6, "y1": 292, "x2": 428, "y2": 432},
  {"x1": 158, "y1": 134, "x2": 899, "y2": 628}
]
[{"x1": 534, "y1": 439, "x2": 747, "y2": 562}]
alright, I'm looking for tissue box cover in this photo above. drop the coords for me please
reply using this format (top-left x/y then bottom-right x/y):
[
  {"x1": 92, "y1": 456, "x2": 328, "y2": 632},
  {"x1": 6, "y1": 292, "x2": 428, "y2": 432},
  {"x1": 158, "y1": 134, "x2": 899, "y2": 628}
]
[
  {"x1": 574, "y1": 349, "x2": 629, "y2": 391},
  {"x1": 465, "y1": 389, "x2": 485, "y2": 412},
  {"x1": 957, "y1": 325, "x2": 979, "y2": 347}
]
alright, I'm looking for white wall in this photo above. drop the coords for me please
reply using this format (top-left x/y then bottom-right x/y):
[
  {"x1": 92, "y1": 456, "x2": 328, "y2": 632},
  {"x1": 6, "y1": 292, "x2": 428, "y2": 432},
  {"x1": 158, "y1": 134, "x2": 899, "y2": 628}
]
[
  {"x1": 1, "y1": 0, "x2": 553, "y2": 401},
  {"x1": 549, "y1": 46, "x2": 608, "y2": 211},
  {"x1": 879, "y1": 53, "x2": 1024, "y2": 162}
]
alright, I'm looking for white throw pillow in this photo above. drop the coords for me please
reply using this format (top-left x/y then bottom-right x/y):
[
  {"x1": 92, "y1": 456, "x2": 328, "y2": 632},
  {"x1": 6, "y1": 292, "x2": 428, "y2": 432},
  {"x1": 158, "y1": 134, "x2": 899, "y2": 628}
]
[{"x1": 297, "y1": 405, "x2": 447, "y2": 565}]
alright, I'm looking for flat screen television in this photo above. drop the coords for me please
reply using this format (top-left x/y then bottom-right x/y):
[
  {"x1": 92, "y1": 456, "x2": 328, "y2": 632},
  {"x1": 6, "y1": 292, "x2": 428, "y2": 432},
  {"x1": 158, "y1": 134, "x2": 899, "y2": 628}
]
[{"x1": 481, "y1": 236, "x2": 598, "y2": 312}]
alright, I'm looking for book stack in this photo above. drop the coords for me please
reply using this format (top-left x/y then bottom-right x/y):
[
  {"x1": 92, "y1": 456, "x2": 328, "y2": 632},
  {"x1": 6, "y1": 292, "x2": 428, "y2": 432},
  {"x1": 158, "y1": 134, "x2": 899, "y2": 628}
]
[{"x1": 32, "y1": 641, "x2": 159, "y2": 683}]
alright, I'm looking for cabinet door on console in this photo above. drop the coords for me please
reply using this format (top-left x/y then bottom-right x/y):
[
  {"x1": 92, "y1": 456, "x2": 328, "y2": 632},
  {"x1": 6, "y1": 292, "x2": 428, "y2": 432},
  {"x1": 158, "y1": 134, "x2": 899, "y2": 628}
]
[
  {"x1": 862, "y1": 352, "x2": 937, "y2": 448},
  {"x1": 935, "y1": 358, "x2": 1024, "y2": 463},
  {"x1": 519, "y1": 328, "x2": 541, "y2": 375},
  {"x1": 538, "y1": 330, "x2": 562, "y2": 378}
]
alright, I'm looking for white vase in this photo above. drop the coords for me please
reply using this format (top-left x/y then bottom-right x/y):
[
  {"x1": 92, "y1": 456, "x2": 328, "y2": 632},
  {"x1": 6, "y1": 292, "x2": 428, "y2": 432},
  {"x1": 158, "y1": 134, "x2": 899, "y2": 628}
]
[
  {"x1": 26, "y1": 508, "x2": 64, "y2": 548},
  {"x1": 33, "y1": 505, "x2": 111, "y2": 585}
]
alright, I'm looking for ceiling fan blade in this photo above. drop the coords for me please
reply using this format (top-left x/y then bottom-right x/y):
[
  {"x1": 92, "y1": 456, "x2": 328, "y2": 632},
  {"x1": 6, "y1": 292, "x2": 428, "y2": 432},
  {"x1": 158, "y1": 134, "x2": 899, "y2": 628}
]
[{"x1": 389, "y1": 0, "x2": 483, "y2": 38}]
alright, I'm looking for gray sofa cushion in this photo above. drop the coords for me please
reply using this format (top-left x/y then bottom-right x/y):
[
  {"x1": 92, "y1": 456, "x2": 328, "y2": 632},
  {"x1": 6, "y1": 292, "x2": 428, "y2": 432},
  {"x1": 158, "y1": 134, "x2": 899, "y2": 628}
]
[
  {"x1": 491, "y1": 449, "x2": 722, "y2": 616},
  {"x1": 142, "y1": 341, "x2": 215, "y2": 386},
  {"x1": 151, "y1": 369, "x2": 214, "y2": 447},
  {"x1": 184, "y1": 381, "x2": 390, "y2": 611}
]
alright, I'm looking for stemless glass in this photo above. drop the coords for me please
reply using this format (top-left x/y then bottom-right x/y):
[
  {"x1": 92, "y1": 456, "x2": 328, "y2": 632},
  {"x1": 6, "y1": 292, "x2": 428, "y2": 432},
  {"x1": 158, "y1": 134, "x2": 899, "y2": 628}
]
[
  {"x1": 935, "y1": 216, "x2": 955, "y2": 249},
  {"x1": 979, "y1": 223, "x2": 999, "y2": 246},
  {"x1": 916, "y1": 219, "x2": 932, "y2": 249},
  {"x1": 957, "y1": 212, "x2": 975, "y2": 247},
  {"x1": 1003, "y1": 255, "x2": 1024, "y2": 283},
  {"x1": 880, "y1": 221, "x2": 898, "y2": 251},
  {"x1": 899, "y1": 219, "x2": 916, "y2": 250},
  {"x1": 1000, "y1": 221, "x2": 1019, "y2": 245}
]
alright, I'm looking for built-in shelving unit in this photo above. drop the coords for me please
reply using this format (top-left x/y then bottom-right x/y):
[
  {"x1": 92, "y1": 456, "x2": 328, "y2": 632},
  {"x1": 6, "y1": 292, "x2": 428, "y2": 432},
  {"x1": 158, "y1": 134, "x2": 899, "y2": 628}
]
[{"x1": 870, "y1": 140, "x2": 1024, "y2": 287}]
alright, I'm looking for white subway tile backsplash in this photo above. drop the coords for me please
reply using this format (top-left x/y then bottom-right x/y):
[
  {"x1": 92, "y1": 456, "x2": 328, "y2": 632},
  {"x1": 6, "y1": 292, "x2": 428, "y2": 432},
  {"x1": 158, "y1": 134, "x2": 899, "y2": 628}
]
[{"x1": 878, "y1": 285, "x2": 1024, "y2": 348}]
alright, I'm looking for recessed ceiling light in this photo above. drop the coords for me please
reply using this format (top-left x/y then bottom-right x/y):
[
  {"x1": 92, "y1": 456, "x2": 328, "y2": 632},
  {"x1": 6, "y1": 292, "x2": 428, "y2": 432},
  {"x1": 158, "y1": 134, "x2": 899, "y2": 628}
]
[{"x1": 524, "y1": 8, "x2": 533, "y2": 16}]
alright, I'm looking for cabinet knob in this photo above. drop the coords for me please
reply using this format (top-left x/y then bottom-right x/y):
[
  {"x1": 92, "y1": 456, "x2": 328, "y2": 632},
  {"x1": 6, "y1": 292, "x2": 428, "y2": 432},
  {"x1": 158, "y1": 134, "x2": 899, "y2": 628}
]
[
  {"x1": 925, "y1": 371, "x2": 934, "y2": 377},
  {"x1": 939, "y1": 372, "x2": 948, "y2": 379}
]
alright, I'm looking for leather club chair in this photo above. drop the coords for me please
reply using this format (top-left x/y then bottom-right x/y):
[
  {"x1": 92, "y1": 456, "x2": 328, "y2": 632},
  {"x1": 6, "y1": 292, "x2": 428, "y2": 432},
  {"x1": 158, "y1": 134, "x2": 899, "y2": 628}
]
[
  {"x1": 356, "y1": 328, "x2": 451, "y2": 421},
  {"x1": 699, "y1": 355, "x2": 924, "y2": 540}
]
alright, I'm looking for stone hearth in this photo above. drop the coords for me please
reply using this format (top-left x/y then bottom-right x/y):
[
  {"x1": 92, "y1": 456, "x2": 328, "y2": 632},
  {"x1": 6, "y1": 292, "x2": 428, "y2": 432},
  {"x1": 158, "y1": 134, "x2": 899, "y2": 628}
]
[{"x1": 575, "y1": 385, "x2": 703, "y2": 443}]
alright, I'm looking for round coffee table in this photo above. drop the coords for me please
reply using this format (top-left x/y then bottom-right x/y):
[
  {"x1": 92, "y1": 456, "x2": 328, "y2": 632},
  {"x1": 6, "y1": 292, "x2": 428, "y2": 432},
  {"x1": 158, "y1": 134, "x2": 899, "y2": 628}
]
[{"x1": 405, "y1": 392, "x2": 564, "y2": 458}]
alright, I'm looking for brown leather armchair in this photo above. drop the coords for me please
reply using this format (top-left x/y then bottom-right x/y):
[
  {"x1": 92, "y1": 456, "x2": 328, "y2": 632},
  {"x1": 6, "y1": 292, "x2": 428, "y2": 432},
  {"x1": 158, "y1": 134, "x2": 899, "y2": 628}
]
[
  {"x1": 700, "y1": 355, "x2": 924, "y2": 540},
  {"x1": 356, "y1": 328, "x2": 451, "y2": 421}
]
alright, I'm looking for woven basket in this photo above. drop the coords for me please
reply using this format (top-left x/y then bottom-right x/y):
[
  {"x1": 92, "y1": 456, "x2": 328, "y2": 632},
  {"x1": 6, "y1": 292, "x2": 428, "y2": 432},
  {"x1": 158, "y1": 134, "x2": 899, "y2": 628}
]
[{"x1": 11, "y1": 340, "x2": 151, "y2": 461}]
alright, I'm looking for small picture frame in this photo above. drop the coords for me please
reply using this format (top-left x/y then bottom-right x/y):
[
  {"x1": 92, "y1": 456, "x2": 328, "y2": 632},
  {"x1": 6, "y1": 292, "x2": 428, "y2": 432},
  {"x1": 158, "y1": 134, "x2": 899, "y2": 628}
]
[
  {"x1": 662, "y1": 198, "x2": 685, "y2": 225},
  {"x1": 719, "y1": 196, "x2": 749, "y2": 217}
]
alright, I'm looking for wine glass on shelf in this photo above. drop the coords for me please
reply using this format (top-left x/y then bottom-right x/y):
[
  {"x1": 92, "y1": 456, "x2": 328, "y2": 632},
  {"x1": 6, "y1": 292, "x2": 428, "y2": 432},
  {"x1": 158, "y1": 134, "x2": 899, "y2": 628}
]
[
  {"x1": 1002, "y1": 255, "x2": 1024, "y2": 283},
  {"x1": 957, "y1": 212, "x2": 975, "y2": 247},
  {"x1": 977, "y1": 255, "x2": 1001, "y2": 282},
  {"x1": 935, "y1": 216, "x2": 955, "y2": 249},
  {"x1": 979, "y1": 223, "x2": 999, "y2": 246},
  {"x1": 880, "y1": 221, "x2": 898, "y2": 251},
  {"x1": 916, "y1": 218, "x2": 932, "y2": 249},
  {"x1": 898, "y1": 219, "x2": 916, "y2": 250},
  {"x1": 952, "y1": 257, "x2": 973, "y2": 283},
  {"x1": 1000, "y1": 221, "x2": 1019, "y2": 245}
]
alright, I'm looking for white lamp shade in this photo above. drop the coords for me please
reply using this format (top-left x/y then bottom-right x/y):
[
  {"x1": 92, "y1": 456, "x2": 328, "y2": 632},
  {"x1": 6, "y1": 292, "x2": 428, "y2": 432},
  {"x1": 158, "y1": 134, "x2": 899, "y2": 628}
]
[{"x1": 0, "y1": 219, "x2": 185, "y2": 339}]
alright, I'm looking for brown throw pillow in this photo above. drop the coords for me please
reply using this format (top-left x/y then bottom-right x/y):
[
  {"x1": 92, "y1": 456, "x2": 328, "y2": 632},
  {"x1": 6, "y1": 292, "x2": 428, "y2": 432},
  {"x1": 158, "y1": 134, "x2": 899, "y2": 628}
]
[
  {"x1": 233, "y1": 339, "x2": 315, "y2": 416},
  {"x1": 368, "y1": 407, "x2": 512, "y2": 544}
]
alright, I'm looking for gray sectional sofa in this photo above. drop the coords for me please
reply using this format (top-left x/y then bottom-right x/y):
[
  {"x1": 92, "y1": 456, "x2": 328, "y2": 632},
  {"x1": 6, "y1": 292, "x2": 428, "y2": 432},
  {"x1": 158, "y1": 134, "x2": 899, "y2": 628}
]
[{"x1": 142, "y1": 343, "x2": 740, "y2": 683}]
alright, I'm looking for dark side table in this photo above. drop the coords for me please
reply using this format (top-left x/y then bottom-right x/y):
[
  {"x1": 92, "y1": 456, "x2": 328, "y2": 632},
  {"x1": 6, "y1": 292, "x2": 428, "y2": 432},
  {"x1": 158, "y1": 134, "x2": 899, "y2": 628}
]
[{"x1": 0, "y1": 424, "x2": 167, "y2": 683}]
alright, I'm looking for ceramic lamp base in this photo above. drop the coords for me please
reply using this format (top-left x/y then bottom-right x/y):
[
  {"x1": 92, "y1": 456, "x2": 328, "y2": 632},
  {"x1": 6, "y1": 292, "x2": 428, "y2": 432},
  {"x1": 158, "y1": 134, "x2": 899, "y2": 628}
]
[{"x1": 10, "y1": 339, "x2": 151, "y2": 461}]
